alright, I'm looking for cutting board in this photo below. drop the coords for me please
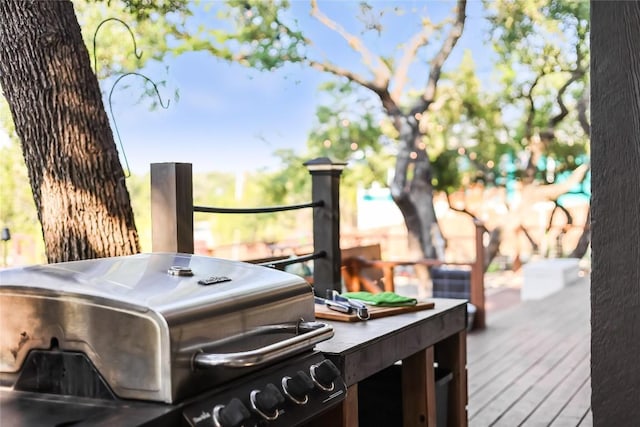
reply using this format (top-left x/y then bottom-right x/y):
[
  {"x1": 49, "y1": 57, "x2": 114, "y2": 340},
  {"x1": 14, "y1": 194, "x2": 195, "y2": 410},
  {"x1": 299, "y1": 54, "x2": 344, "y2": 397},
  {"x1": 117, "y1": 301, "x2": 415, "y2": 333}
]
[{"x1": 315, "y1": 301, "x2": 435, "y2": 322}]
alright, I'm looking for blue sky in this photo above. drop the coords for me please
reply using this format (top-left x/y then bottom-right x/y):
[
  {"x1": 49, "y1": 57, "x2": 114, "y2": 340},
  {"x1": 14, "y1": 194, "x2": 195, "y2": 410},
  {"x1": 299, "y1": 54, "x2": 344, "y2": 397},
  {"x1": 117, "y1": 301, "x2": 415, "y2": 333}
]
[{"x1": 103, "y1": 1, "x2": 492, "y2": 175}]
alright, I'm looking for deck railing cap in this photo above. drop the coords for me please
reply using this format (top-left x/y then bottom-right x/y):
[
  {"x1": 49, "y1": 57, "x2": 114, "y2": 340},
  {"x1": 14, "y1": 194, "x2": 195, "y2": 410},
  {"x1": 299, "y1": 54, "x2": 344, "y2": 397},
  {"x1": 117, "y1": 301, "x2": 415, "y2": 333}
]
[{"x1": 303, "y1": 157, "x2": 347, "y2": 171}]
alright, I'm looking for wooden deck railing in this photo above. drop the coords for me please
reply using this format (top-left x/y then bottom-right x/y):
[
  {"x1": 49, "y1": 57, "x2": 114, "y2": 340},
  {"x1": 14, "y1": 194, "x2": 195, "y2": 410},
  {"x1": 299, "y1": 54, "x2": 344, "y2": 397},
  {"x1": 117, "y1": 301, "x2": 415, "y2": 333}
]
[
  {"x1": 150, "y1": 159, "x2": 486, "y2": 329},
  {"x1": 150, "y1": 158, "x2": 345, "y2": 298}
]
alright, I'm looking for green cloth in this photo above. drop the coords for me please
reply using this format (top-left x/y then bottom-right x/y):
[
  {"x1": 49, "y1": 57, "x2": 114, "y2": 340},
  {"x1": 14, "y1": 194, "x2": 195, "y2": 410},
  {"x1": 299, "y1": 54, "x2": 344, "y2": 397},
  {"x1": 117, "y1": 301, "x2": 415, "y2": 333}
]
[{"x1": 341, "y1": 291, "x2": 418, "y2": 307}]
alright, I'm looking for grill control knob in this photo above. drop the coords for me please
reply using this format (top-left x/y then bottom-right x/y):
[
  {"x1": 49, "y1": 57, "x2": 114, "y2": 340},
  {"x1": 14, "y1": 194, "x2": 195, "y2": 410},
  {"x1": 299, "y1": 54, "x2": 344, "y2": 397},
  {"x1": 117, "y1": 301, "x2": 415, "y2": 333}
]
[
  {"x1": 250, "y1": 383, "x2": 285, "y2": 420},
  {"x1": 282, "y1": 371, "x2": 314, "y2": 404},
  {"x1": 310, "y1": 359, "x2": 341, "y2": 391},
  {"x1": 212, "y1": 398, "x2": 251, "y2": 427}
]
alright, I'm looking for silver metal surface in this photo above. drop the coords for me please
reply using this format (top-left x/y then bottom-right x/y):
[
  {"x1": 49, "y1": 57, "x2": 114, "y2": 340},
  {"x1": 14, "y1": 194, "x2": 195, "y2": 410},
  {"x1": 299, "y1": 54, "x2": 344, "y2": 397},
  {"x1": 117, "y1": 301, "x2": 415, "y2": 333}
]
[
  {"x1": 192, "y1": 321, "x2": 333, "y2": 368},
  {"x1": 0, "y1": 253, "x2": 325, "y2": 403}
]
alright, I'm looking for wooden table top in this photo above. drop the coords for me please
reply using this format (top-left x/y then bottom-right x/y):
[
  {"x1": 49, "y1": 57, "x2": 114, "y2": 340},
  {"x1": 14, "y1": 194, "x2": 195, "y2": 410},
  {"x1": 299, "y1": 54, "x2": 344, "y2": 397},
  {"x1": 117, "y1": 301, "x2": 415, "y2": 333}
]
[{"x1": 316, "y1": 298, "x2": 467, "y2": 386}]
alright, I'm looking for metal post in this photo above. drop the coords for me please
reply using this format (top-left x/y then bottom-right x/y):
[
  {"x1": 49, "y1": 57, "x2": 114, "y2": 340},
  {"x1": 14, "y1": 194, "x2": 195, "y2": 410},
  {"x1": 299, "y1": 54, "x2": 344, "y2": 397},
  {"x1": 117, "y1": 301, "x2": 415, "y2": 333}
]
[
  {"x1": 1, "y1": 227, "x2": 10, "y2": 267},
  {"x1": 304, "y1": 158, "x2": 346, "y2": 297},
  {"x1": 470, "y1": 220, "x2": 486, "y2": 329},
  {"x1": 150, "y1": 163, "x2": 194, "y2": 253}
]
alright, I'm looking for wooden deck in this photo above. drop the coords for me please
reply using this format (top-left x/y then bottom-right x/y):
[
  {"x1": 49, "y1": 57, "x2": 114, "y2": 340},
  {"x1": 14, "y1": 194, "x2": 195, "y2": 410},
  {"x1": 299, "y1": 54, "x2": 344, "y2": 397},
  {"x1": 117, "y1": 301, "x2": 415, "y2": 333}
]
[{"x1": 467, "y1": 276, "x2": 592, "y2": 426}]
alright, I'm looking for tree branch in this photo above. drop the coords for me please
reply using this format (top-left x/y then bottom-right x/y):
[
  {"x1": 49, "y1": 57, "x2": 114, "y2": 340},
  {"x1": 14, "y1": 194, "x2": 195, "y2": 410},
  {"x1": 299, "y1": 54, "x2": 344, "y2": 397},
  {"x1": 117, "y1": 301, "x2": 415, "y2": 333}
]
[
  {"x1": 413, "y1": 0, "x2": 467, "y2": 115},
  {"x1": 546, "y1": 202, "x2": 574, "y2": 234},
  {"x1": 548, "y1": 68, "x2": 586, "y2": 128},
  {"x1": 548, "y1": 32, "x2": 588, "y2": 129},
  {"x1": 577, "y1": 87, "x2": 591, "y2": 136},
  {"x1": 390, "y1": 24, "x2": 433, "y2": 101},
  {"x1": 307, "y1": 58, "x2": 400, "y2": 116},
  {"x1": 307, "y1": 58, "x2": 371, "y2": 89},
  {"x1": 309, "y1": 0, "x2": 390, "y2": 87},
  {"x1": 526, "y1": 163, "x2": 590, "y2": 202},
  {"x1": 524, "y1": 73, "x2": 543, "y2": 139}
]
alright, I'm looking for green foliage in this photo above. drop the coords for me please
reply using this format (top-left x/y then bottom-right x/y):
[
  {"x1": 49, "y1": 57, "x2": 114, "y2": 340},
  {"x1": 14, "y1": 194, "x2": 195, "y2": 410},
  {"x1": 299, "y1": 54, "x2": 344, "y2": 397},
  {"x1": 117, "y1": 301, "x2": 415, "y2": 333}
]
[
  {"x1": 485, "y1": 0, "x2": 590, "y2": 119},
  {"x1": 74, "y1": 0, "x2": 193, "y2": 78},
  {"x1": 123, "y1": 167, "x2": 313, "y2": 252},
  {"x1": 188, "y1": 167, "x2": 315, "y2": 247},
  {"x1": 254, "y1": 153, "x2": 313, "y2": 241},
  {"x1": 124, "y1": 172, "x2": 151, "y2": 251},
  {"x1": 407, "y1": 50, "x2": 512, "y2": 191},
  {"x1": 215, "y1": 0, "x2": 306, "y2": 69},
  {"x1": 484, "y1": 0, "x2": 590, "y2": 181},
  {"x1": 162, "y1": 0, "x2": 308, "y2": 71},
  {"x1": 0, "y1": 103, "x2": 46, "y2": 263},
  {"x1": 543, "y1": 132, "x2": 589, "y2": 173},
  {"x1": 431, "y1": 149, "x2": 462, "y2": 193},
  {"x1": 306, "y1": 81, "x2": 385, "y2": 163}
]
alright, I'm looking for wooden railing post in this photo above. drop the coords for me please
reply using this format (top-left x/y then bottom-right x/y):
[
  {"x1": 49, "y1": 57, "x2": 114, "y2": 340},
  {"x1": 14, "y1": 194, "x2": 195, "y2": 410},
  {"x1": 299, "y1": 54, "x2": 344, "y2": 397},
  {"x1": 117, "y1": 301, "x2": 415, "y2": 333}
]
[
  {"x1": 304, "y1": 157, "x2": 346, "y2": 297},
  {"x1": 150, "y1": 163, "x2": 194, "y2": 253},
  {"x1": 470, "y1": 220, "x2": 486, "y2": 329}
]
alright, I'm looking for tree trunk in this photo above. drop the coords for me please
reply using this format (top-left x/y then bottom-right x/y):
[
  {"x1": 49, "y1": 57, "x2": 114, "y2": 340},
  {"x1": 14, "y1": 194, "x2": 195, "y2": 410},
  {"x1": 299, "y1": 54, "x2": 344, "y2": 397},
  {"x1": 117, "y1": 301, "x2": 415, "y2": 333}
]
[
  {"x1": 0, "y1": 1, "x2": 140, "y2": 262},
  {"x1": 389, "y1": 119, "x2": 442, "y2": 260}
]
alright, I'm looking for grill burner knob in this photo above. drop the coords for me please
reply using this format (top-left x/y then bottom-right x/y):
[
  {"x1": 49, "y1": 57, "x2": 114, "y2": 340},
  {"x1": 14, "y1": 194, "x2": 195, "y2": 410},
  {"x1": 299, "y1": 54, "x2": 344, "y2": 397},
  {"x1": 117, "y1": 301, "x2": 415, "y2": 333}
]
[
  {"x1": 282, "y1": 371, "x2": 314, "y2": 404},
  {"x1": 250, "y1": 383, "x2": 285, "y2": 420},
  {"x1": 212, "y1": 398, "x2": 251, "y2": 427},
  {"x1": 310, "y1": 359, "x2": 341, "y2": 391}
]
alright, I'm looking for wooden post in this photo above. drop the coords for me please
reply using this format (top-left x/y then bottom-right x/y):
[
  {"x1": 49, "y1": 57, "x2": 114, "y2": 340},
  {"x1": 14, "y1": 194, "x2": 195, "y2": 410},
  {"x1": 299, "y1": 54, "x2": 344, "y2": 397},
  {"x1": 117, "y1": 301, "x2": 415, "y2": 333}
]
[
  {"x1": 304, "y1": 157, "x2": 346, "y2": 297},
  {"x1": 470, "y1": 220, "x2": 486, "y2": 329},
  {"x1": 434, "y1": 330, "x2": 468, "y2": 427},
  {"x1": 591, "y1": 3, "x2": 640, "y2": 424},
  {"x1": 150, "y1": 163, "x2": 194, "y2": 253},
  {"x1": 402, "y1": 347, "x2": 437, "y2": 427}
]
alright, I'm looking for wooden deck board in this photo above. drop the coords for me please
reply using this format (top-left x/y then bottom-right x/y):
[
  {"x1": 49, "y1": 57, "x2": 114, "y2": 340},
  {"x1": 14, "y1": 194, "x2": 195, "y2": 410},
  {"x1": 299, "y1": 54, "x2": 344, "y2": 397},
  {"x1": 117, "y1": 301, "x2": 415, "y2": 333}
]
[
  {"x1": 467, "y1": 276, "x2": 591, "y2": 426},
  {"x1": 491, "y1": 338, "x2": 590, "y2": 427},
  {"x1": 468, "y1": 310, "x2": 585, "y2": 399},
  {"x1": 520, "y1": 350, "x2": 590, "y2": 427},
  {"x1": 467, "y1": 288, "x2": 586, "y2": 366},
  {"x1": 549, "y1": 378, "x2": 592, "y2": 427},
  {"x1": 471, "y1": 331, "x2": 588, "y2": 424}
]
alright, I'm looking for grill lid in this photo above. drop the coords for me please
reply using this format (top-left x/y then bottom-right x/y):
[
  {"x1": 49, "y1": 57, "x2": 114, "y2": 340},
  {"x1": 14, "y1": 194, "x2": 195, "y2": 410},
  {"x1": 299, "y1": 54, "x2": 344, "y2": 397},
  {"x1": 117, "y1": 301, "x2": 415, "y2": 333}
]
[
  {"x1": 0, "y1": 253, "x2": 331, "y2": 403},
  {"x1": 0, "y1": 252, "x2": 308, "y2": 313}
]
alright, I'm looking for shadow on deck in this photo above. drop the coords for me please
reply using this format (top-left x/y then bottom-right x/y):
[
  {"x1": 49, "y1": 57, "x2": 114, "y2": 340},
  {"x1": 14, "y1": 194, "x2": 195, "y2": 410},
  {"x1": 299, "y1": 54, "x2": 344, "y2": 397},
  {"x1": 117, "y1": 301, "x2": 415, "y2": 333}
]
[{"x1": 467, "y1": 277, "x2": 591, "y2": 426}]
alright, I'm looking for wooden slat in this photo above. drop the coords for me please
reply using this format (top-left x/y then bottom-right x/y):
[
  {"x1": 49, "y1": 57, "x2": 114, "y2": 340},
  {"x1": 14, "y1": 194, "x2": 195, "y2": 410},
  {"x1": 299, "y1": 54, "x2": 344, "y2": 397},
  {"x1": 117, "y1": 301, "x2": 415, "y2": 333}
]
[
  {"x1": 467, "y1": 278, "x2": 589, "y2": 368},
  {"x1": 468, "y1": 310, "x2": 584, "y2": 402},
  {"x1": 468, "y1": 308, "x2": 587, "y2": 401},
  {"x1": 467, "y1": 277, "x2": 592, "y2": 426},
  {"x1": 467, "y1": 280, "x2": 588, "y2": 366},
  {"x1": 488, "y1": 337, "x2": 590, "y2": 426},
  {"x1": 496, "y1": 340, "x2": 589, "y2": 426},
  {"x1": 549, "y1": 379, "x2": 592, "y2": 427},
  {"x1": 578, "y1": 406, "x2": 593, "y2": 426},
  {"x1": 521, "y1": 360, "x2": 591, "y2": 426}
]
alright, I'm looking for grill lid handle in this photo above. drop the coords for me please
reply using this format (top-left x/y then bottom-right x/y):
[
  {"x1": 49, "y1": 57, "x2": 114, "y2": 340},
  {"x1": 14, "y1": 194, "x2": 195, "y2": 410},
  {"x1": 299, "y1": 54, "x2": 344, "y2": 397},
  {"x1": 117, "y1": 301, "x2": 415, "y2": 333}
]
[{"x1": 192, "y1": 321, "x2": 333, "y2": 369}]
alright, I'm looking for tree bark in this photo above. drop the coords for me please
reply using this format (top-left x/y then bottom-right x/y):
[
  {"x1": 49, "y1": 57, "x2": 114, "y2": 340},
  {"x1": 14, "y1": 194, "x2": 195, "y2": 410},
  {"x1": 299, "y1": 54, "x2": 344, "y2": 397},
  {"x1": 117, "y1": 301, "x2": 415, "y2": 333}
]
[
  {"x1": 0, "y1": 0, "x2": 140, "y2": 262},
  {"x1": 389, "y1": 119, "x2": 442, "y2": 260}
]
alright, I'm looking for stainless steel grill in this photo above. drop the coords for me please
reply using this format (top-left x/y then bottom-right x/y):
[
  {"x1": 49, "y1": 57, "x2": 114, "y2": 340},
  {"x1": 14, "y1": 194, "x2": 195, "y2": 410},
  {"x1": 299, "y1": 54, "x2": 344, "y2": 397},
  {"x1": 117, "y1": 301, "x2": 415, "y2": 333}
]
[{"x1": 0, "y1": 253, "x2": 345, "y2": 426}]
